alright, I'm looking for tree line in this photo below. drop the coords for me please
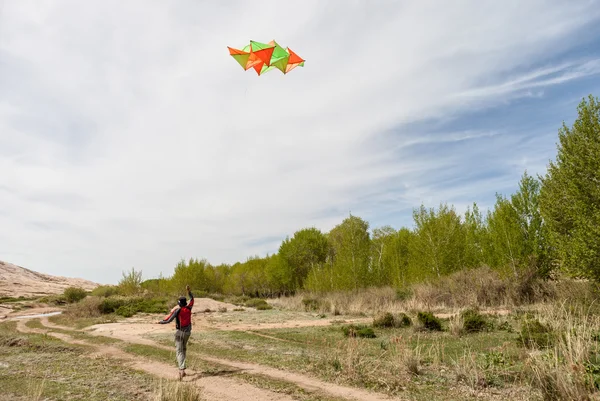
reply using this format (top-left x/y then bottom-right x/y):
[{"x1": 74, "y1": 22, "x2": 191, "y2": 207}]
[{"x1": 138, "y1": 95, "x2": 600, "y2": 297}]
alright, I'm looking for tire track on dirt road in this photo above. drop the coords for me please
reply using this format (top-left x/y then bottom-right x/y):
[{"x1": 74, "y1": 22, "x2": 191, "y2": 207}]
[
  {"x1": 14, "y1": 318, "x2": 296, "y2": 401},
  {"x1": 36, "y1": 318, "x2": 400, "y2": 401}
]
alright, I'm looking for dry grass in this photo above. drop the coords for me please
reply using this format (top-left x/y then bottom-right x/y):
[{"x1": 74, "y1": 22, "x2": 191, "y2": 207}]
[
  {"x1": 272, "y1": 268, "x2": 599, "y2": 320},
  {"x1": 26, "y1": 378, "x2": 46, "y2": 401},
  {"x1": 525, "y1": 302, "x2": 600, "y2": 401},
  {"x1": 152, "y1": 380, "x2": 204, "y2": 401},
  {"x1": 63, "y1": 296, "x2": 103, "y2": 319}
]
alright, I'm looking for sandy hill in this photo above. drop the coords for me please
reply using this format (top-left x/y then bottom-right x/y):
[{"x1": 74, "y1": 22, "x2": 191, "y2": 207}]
[{"x1": 0, "y1": 260, "x2": 99, "y2": 297}]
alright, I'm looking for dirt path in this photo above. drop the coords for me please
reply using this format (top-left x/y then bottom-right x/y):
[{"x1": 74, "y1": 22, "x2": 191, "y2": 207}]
[
  {"x1": 15, "y1": 318, "x2": 296, "y2": 401},
  {"x1": 26, "y1": 317, "x2": 399, "y2": 401}
]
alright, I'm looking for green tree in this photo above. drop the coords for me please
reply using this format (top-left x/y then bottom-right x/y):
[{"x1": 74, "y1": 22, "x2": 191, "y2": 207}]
[
  {"x1": 485, "y1": 194, "x2": 524, "y2": 276},
  {"x1": 328, "y1": 215, "x2": 372, "y2": 290},
  {"x1": 409, "y1": 203, "x2": 465, "y2": 279},
  {"x1": 118, "y1": 267, "x2": 143, "y2": 295},
  {"x1": 539, "y1": 95, "x2": 600, "y2": 280},
  {"x1": 463, "y1": 203, "x2": 486, "y2": 269},
  {"x1": 278, "y1": 227, "x2": 329, "y2": 290}
]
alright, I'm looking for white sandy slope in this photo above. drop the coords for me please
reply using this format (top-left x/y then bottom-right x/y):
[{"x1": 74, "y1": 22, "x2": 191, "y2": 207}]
[{"x1": 0, "y1": 260, "x2": 99, "y2": 298}]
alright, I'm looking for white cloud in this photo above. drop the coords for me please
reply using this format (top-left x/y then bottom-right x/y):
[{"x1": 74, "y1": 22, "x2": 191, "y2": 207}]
[{"x1": 1, "y1": 0, "x2": 600, "y2": 283}]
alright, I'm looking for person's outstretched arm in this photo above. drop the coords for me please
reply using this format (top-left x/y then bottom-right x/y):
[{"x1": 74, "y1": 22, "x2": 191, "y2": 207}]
[
  {"x1": 158, "y1": 306, "x2": 180, "y2": 324},
  {"x1": 186, "y1": 285, "x2": 194, "y2": 309}
]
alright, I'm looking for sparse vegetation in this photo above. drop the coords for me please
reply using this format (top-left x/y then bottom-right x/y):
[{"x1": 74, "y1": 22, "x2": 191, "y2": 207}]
[
  {"x1": 63, "y1": 287, "x2": 87, "y2": 303},
  {"x1": 417, "y1": 311, "x2": 443, "y2": 331}
]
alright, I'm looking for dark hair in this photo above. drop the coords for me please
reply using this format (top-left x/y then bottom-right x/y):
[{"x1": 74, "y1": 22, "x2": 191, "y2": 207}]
[{"x1": 178, "y1": 297, "x2": 187, "y2": 307}]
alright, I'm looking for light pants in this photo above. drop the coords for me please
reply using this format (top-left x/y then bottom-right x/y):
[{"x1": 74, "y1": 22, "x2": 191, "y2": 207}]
[{"x1": 175, "y1": 330, "x2": 191, "y2": 369}]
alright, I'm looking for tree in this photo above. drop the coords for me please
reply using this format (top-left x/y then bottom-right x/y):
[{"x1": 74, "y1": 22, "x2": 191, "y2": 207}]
[
  {"x1": 278, "y1": 227, "x2": 329, "y2": 290},
  {"x1": 463, "y1": 203, "x2": 486, "y2": 269},
  {"x1": 118, "y1": 267, "x2": 143, "y2": 295},
  {"x1": 485, "y1": 172, "x2": 551, "y2": 277},
  {"x1": 485, "y1": 194, "x2": 525, "y2": 277},
  {"x1": 409, "y1": 203, "x2": 465, "y2": 279},
  {"x1": 539, "y1": 95, "x2": 600, "y2": 280},
  {"x1": 328, "y1": 215, "x2": 372, "y2": 290}
]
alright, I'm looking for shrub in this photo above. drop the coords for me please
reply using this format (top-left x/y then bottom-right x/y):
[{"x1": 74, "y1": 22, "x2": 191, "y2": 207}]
[
  {"x1": 417, "y1": 311, "x2": 443, "y2": 331},
  {"x1": 461, "y1": 309, "x2": 488, "y2": 333},
  {"x1": 63, "y1": 296, "x2": 102, "y2": 319},
  {"x1": 245, "y1": 298, "x2": 272, "y2": 310},
  {"x1": 99, "y1": 297, "x2": 127, "y2": 314},
  {"x1": 373, "y1": 312, "x2": 395, "y2": 328},
  {"x1": 517, "y1": 319, "x2": 556, "y2": 349},
  {"x1": 394, "y1": 313, "x2": 412, "y2": 327},
  {"x1": 91, "y1": 285, "x2": 119, "y2": 298},
  {"x1": 63, "y1": 287, "x2": 87, "y2": 303},
  {"x1": 116, "y1": 305, "x2": 136, "y2": 318},
  {"x1": 118, "y1": 267, "x2": 143, "y2": 295},
  {"x1": 38, "y1": 295, "x2": 67, "y2": 305},
  {"x1": 342, "y1": 324, "x2": 376, "y2": 338},
  {"x1": 302, "y1": 297, "x2": 322, "y2": 311}
]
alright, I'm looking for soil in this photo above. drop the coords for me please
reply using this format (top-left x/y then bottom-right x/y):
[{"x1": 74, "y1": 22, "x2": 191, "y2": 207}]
[{"x1": 10, "y1": 308, "x2": 398, "y2": 401}]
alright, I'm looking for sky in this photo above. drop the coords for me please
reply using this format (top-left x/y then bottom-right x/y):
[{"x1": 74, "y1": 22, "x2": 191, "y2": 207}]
[{"x1": 1, "y1": 1, "x2": 600, "y2": 285}]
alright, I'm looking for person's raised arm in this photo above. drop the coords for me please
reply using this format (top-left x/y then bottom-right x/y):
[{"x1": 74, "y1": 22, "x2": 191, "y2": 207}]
[{"x1": 186, "y1": 285, "x2": 194, "y2": 309}]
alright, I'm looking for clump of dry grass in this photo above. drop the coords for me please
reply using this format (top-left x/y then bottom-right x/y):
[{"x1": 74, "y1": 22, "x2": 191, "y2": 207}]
[
  {"x1": 525, "y1": 302, "x2": 600, "y2": 401},
  {"x1": 63, "y1": 296, "x2": 102, "y2": 319},
  {"x1": 26, "y1": 378, "x2": 46, "y2": 401},
  {"x1": 153, "y1": 379, "x2": 203, "y2": 401}
]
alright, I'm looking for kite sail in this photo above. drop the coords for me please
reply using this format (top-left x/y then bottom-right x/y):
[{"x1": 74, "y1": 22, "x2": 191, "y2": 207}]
[{"x1": 227, "y1": 40, "x2": 305, "y2": 76}]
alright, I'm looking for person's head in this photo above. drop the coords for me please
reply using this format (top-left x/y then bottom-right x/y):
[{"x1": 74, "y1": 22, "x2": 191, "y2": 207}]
[{"x1": 178, "y1": 296, "x2": 187, "y2": 307}]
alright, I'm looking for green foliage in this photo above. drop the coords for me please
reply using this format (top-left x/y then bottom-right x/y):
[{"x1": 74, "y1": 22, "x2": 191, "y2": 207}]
[
  {"x1": 460, "y1": 309, "x2": 488, "y2": 333},
  {"x1": 327, "y1": 215, "x2": 372, "y2": 290},
  {"x1": 341, "y1": 324, "x2": 376, "y2": 338},
  {"x1": 417, "y1": 311, "x2": 443, "y2": 331},
  {"x1": 410, "y1": 203, "x2": 466, "y2": 279},
  {"x1": 395, "y1": 312, "x2": 412, "y2": 327},
  {"x1": 373, "y1": 312, "x2": 395, "y2": 328},
  {"x1": 99, "y1": 296, "x2": 169, "y2": 317},
  {"x1": 244, "y1": 298, "x2": 273, "y2": 310},
  {"x1": 63, "y1": 287, "x2": 87, "y2": 303},
  {"x1": 90, "y1": 285, "x2": 119, "y2": 298},
  {"x1": 372, "y1": 312, "x2": 411, "y2": 328},
  {"x1": 118, "y1": 267, "x2": 143, "y2": 295},
  {"x1": 539, "y1": 95, "x2": 600, "y2": 281},
  {"x1": 279, "y1": 227, "x2": 329, "y2": 290}
]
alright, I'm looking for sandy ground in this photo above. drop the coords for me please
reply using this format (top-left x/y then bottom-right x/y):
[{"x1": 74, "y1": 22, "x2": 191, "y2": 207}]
[
  {"x1": 9, "y1": 304, "x2": 397, "y2": 401},
  {"x1": 0, "y1": 260, "x2": 99, "y2": 297}
]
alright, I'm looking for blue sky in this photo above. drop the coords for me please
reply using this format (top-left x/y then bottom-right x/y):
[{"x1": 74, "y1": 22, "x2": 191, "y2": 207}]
[{"x1": 1, "y1": 1, "x2": 600, "y2": 284}]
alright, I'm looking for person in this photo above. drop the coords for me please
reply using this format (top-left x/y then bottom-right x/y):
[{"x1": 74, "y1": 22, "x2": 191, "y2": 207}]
[{"x1": 157, "y1": 285, "x2": 194, "y2": 380}]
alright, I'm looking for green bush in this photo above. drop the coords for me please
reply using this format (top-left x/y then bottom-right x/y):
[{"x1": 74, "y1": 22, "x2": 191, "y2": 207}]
[
  {"x1": 342, "y1": 324, "x2": 376, "y2": 338},
  {"x1": 39, "y1": 295, "x2": 67, "y2": 305},
  {"x1": 461, "y1": 309, "x2": 488, "y2": 333},
  {"x1": 99, "y1": 297, "x2": 127, "y2": 314},
  {"x1": 417, "y1": 311, "x2": 443, "y2": 331},
  {"x1": 63, "y1": 287, "x2": 87, "y2": 303},
  {"x1": 373, "y1": 312, "x2": 395, "y2": 328},
  {"x1": 244, "y1": 298, "x2": 272, "y2": 310},
  {"x1": 116, "y1": 305, "x2": 136, "y2": 318},
  {"x1": 91, "y1": 285, "x2": 119, "y2": 298},
  {"x1": 517, "y1": 319, "x2": 556, "y2": 349},
  {"x1": 99, "y1": 296, "x2": 170, "y2": 317},
  {"x1": 395, "y1": 312, "x2": 412, "y2": 327}
]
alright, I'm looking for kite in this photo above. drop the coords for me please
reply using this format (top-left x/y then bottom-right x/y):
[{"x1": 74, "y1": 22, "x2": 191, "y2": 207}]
[{"x1": 227, "y1": 40, "x2": 305, "y2": 76}]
